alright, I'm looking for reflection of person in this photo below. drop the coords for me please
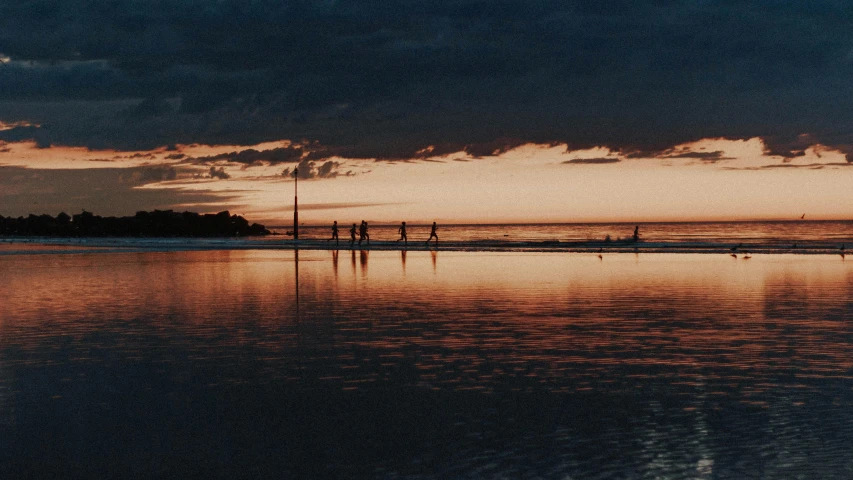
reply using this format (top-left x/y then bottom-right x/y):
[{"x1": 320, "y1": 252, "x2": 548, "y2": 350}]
[
  {"x1": 426, "y1": 221, "x2": 438, "y2": 245},
  {"x1": 632, "y1": 225, "x2": 639, "y2": 242},
  {"x1": 349, "y1": 223, "x2": 357, "y2": 247},
  {"x1": 329, "y1": 221, "x2": 339, "y2": 246},
  {"x1": 397, "y1": 222, "x2": 407, "y2": 245}
]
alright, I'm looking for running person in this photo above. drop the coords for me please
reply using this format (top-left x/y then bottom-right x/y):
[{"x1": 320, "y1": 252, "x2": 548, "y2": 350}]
[
  {"x1": 350, "y1": 223, "x2": 357, "y2": 247},
  {"x1": 426, "y1": 221, "x2": 438, "y2": 245},
  {"x1": 329, "y1": 221, "x2": 339, "y2": 246},
  {"x1": 397, "y1": 222, "x2": 407, "y2": 245}
]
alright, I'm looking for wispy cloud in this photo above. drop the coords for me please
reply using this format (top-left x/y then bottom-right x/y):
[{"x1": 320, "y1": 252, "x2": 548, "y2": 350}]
[
  {"x1": 281, "y1": 158, "x2": 350, "y2": 179},
  {"x1": 562, "y1": 157, "x2": 620, "y2": 165},
  {"x1": 661, "y1": 151, "x2": 735, "y2": 162},
  {"x1": 0, "y1": 165, "x2": 235, "y2": 217}
]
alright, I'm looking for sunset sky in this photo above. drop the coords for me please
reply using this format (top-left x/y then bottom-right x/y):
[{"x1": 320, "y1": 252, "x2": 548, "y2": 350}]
[{"x1": 2, "y1": 1, "x2": 853, "y2": 224}]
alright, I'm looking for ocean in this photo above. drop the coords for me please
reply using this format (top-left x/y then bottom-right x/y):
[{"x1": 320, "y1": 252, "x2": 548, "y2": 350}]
[{"x1": 1, "y1": 231, "x2": 852, "y2": 478}]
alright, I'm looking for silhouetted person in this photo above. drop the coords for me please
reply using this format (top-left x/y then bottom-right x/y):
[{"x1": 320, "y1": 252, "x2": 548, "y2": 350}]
[
  {"x1": 329, "y1": 221, "x2": 339, "y2": 246},
  {"x1": 426, "y1": 222, "x2": 438, "y2": 245},
  {"x1": 350, "y1": 223, "x2": 357, "y2": 247},
  {"x1": 397, "y1": 222, "x2": 408, "y2": 245},
  {"x1": 632, "y1": 225, "x2": 639, "y2": 242},
  {"x1": 358, "y1": 221, "x2": 370, "y2": 245}
]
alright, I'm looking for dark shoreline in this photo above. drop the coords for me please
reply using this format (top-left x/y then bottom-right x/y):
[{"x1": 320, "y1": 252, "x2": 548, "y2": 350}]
[{"x1": 0, "y1": 210, "x2": 270, "y2": 237}]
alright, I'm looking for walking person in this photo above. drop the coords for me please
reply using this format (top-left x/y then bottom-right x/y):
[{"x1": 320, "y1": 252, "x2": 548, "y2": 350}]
[
  {"x1": 350, "y1": 223, "x2": 357, "y2": 247},
  {"x1": 397, "y1": 221, "x2": 408, "y2": 246},
  {"x1": 426, "y1": 221, "x2": 438, "y2": 245},
  {"x1": 329, "y1": 221, "x2": 339, "y2": 246}
]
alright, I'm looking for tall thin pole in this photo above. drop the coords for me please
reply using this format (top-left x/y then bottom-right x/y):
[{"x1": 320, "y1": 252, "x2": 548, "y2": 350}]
[{"x1": 293, "y1": 168, "x2": 299, "y2": 240}]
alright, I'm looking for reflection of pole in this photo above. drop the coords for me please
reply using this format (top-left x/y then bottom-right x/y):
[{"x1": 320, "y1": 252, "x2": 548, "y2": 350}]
[
  {"x1": 293, "y1": 168, "x2": 299, "y2": 240},
  {"x1": 295, "y1": 248, "x2": 299, "y2": 321}
]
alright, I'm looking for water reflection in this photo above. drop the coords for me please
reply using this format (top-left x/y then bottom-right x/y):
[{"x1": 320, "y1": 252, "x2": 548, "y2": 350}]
[
  {"x1": 359, "y1": 249, "x2": 368, "y2": 278},
  {"x1": 1, "y1": 251, "x2": 852, "y2": 478},
  {"x1": 294, "y1": 248, "x2": 300, "y2": 321}
]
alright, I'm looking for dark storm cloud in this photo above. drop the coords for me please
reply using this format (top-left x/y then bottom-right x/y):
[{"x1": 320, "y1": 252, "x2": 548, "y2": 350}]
[{"x1": 2, "y1": 1, "x2": 853, "y2": 159}]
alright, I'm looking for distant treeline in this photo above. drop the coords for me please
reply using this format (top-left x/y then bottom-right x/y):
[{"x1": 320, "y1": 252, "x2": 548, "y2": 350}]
[{"x1": 0, "y1": 210, "x2": 271, "y2": 237}]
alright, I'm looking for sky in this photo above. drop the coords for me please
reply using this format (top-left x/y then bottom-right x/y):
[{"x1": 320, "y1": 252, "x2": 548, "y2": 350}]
[{"x1": 2, "y1": 0, "x2": 853, "y2": 224}]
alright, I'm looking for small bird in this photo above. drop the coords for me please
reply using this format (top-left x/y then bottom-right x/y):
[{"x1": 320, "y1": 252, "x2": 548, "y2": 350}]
[
  {"x1": 730, "y1": 253, "x2": 738, "y2": 258},
  {"x1": 800, "y1": 213, "x2": 805, "y2": 219},
  {"x1": 742, "y1": 251, "x2": 752, "y2": 259}
]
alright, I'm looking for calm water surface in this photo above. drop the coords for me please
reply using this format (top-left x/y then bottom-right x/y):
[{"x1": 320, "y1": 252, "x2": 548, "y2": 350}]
[
  {"x1": 1, "y1": 250, "x2": 852, "y2": 478},
  {"x1": 280, "y1": 220, "x2": 853, "y2": 245}
]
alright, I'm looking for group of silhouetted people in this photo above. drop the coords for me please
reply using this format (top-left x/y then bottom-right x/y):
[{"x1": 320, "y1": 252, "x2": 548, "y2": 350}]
[
  {"x1": 327, "y1": 221, "x2": 437, "y2": 248},
  {"x1": 325, "y1": 223, "x2": 638, "y2": 248}
]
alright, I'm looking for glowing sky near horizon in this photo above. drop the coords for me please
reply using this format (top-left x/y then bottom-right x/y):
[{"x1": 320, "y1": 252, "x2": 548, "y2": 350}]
[{"x1": 2, "y1": 137, "x2": 852, "y2": 224}]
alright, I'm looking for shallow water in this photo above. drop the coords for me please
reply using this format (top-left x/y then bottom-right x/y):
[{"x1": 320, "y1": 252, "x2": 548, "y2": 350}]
[
  {"x1": 1, "y1": 250, "x2": 852, "y2": 478},
  {"x1": 281, "y1": 220, "x2": 853, "y2": 245},
  {"x1": 6, "y1": 220, "x2": 852, "y2": 255}
]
